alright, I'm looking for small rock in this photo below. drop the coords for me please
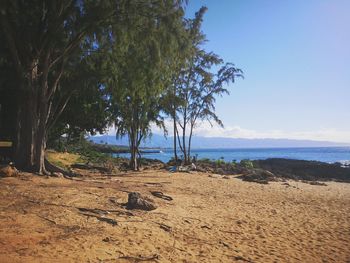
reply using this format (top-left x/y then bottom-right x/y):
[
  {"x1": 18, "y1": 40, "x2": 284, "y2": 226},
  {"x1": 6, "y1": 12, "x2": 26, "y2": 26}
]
[
  {"x1": 191, "y1": 163, "x2": 197, "y2": 170},
  {"x1": 102, "y1": 237, "x2": 111, "y2": 242},
  {"x1": 0, "y1": 165, "x2": 19, "y2": 177},
  {"x1": 52, "y1": 172, "x2": 64, "y2": 178}
]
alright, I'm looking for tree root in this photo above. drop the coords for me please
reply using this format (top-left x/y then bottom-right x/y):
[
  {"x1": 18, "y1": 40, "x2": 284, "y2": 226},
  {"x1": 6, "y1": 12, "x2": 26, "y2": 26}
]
[{"x1": 44, "y1": 158, "x2": 78, "y2": 178}]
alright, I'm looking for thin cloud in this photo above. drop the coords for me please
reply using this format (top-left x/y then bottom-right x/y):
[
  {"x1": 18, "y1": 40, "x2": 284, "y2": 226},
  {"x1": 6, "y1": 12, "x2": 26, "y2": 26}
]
[
  {"x1": 148, "y1": 121, "x2": 350, "y2": 143},
  {"x1": 103, "y1": 121, "x2": 350, "y2": 143}
]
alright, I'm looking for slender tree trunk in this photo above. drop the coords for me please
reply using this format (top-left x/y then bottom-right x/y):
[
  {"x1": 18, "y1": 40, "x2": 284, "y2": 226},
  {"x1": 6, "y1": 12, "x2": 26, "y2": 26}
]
[
  {"x1": 173, "y1": 112, "x2": 177, "y2": 163},
  {"x1": 188, "y1": 122, "x2": 194, "y2": 164},
  {"x1": 172, "y1": 84, "x2": 178, "y2": 163},
  {"x1": 129, "y1": 107, "x2": 139, "y2": 171},
  {"x1": 129, "y1": 129, "x2": 138, "y2": 171},
  {"x1": 182, "y1": 114, "x2": 187, "y2": 164}
]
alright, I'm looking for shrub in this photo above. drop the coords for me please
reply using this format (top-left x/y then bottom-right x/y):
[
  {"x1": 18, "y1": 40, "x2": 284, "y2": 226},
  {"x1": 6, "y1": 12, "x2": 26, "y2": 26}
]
[{"x1": 240, "y1": 159, "x2": 254, "y2": 169}]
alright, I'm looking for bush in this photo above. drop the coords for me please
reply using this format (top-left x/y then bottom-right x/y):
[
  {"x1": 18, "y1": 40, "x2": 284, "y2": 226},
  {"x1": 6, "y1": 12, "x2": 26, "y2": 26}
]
[
  {"x1": 240, "y1": 159, "x2": 254, "y2": 169},
  {"x1": 215, "y1": 159, "x2": 225, "y2": 166}
]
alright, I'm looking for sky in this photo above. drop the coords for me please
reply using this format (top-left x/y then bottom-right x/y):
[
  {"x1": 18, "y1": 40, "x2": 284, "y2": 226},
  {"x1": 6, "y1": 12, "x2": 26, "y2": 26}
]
[{"x1": 176, "y1": 0, "x2": 350, "y2": 143}]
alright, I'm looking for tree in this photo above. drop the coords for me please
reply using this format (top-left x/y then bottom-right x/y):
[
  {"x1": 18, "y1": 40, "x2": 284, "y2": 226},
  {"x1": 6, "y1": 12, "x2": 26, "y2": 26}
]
[
  {"x1": 0, "y1": 0, "x2": 117, "y2": 173},
  {"x1": 174, "y1": 7, "x2": 243, "y2": 164},
  {"x1": 159, "y1": 23, "x2": 190, "y2": 163},
  {"x1": 106, "y1": 0, "x2": 185, "y2": 170}
]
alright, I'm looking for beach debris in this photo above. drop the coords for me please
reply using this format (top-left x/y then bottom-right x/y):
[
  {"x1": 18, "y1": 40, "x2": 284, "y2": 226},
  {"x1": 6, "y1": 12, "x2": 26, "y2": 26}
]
[
  {"x1": 102, "y1": 237, "x2": 111, "y2": 242},
  {"x1": 150, "y1": 191, "x2": 173, "y2": 201},
  {"x1": 126, "y1": 192, "x2": 157, "y2": 211},
  {"x1": 219, "y1": 240, "x2": 230, "y2": 248},
  {"x1": 301, "y1": 180, "x2": 327, "y2": 186},
  {"x1": 232, "y1": 255, "x2": 252, "y2": 262},
  {"x1": 191, "y1": 163, "x2": 197, "y2": 170},
  {"x1": 79, "y1": 212, "x2": 118, "y2": 226},
  {"x1": 109, "y1": 197, "x2": 119, "y2": 204},
  {"x1": 78, "y1": 207, "x2": 110, "y2": 215},
  {"x1": 0, "y1": 164, "x2": 19, "y2": 177},
  {"x1": 159, "y1": 223, "x2": 172, "y2": 232},
  {"x1": 178, "y1": 166, "x2": 191, "y2": 173},
  {"x1": 168, "y1": 166, "x2": 177, "y2": 172},
  {"x1": 118, "y1": 254, "x2": 159, "y2": 261}
]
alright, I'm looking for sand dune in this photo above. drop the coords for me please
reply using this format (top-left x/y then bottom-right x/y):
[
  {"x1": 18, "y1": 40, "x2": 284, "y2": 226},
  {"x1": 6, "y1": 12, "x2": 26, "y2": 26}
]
[{"x1": 0, "y1": 170, "x2": 349, "y2": 262}]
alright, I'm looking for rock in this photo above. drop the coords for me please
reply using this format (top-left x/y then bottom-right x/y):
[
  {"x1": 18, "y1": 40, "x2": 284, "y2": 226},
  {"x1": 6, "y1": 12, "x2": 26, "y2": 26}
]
[
  {"x1": 178, "y1": 166, "x2": 190, "y2": 173},
  {"x1": 0, "y1": 165, "x2": 19, "y2": 177},
  {"x1": 237, "y1": 168, "x2": 277, "y2": 184},
  {"x1": 126, "y1": 192, "x2": 156, "y2": 211},
  {"x1": 252, "y1": 158, "x2": 350, "y2": 183},
  {"x1": 301, "y1": 180, "x2": 327, "y2": 186},
  {"x1": 191, "y1": 163, "x2": 197, "y2": 170},
  {"x1": 52, "y1": 172, "x2": 64, "y2": 178}
]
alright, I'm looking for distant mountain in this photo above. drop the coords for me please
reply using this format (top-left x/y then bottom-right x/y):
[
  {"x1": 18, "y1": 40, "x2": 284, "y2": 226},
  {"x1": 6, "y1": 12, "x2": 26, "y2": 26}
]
[{"x1": 89, "y1": 134, "x2": 350, "y2": 148}]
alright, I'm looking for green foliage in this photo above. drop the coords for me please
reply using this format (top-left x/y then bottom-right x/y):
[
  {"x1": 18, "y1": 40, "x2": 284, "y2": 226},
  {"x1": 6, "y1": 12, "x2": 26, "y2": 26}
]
[
  {"x1": 240, "y1": 159, "x2": 254, "y2": 169},
  {"x1": 215, "y1": 159, "x2": 226, "y2": 166},
  {"x1": 1, "y1": 1, "x2": 243, "y2": 173},
  {"x1": 105, "y1": 1, "x2": 185, "y2": 170}
]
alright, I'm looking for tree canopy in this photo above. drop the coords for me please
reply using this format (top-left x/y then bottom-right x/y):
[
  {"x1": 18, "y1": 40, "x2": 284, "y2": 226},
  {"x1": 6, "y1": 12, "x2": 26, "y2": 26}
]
[{"x1": 0, "y1": 1, "x2": 242, "y2": 172}]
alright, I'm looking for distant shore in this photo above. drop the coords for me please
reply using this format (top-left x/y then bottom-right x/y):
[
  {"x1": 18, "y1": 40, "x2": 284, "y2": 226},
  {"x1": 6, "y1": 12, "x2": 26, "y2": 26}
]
[{"x1": 104, "y1": 146, "x2": 350, "y2": 164}]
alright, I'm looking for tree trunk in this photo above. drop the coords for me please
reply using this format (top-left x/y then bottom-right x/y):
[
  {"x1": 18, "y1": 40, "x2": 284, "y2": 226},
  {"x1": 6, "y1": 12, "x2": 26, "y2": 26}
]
[
  {"x1": 129, "y1": 126, "x2": 138, "y2": 171},
  {"x1": 188, "y1": 123, "x2": 194, "y2": 164},
  {"x1": 182, "y1": 116, "x2": 187, "y2": 164},
  {"x1": 14, "y1": 95, "x2": 48, "y2": 173},
  {"x1": 13, "y1": 67, "x2": 49, "y2": 174},
  {"x1": 173, "y1": 114, "x2": 177, "y2": 163}
]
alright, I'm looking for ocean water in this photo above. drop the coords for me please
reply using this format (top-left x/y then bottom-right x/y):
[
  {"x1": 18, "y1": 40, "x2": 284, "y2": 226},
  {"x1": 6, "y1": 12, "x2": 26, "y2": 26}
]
[{"x1": 113, "y1": 147, "x2": 350, "y2": 164}]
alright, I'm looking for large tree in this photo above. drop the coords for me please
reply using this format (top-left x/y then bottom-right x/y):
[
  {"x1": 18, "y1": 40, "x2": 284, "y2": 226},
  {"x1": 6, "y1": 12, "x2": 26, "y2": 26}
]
[
  {"x1": 0, "y1": 0, "x2": 116, "y2": 173},
  {"x1": 107, "y1": 0, "x2": 185, "y2": 170}
]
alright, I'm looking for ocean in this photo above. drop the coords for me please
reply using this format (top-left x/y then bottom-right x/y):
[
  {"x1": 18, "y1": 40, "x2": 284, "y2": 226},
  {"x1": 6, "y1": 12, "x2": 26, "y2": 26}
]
[{"x1": 113, "y1": 147, "x2": 350, "y2": 164}]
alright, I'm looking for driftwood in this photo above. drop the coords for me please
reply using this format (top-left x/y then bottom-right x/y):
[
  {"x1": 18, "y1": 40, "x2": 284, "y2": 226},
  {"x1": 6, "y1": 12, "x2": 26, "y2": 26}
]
[
  {"x1": 118, "y1": 254, "x2": 159, "y2": 262},
  {"x1": 78, "y1": 207, "x2": 110, "y2": 215},
  {"x1": 37, "y1": 215, "x2": 57, "y2": 225},
  {"x1": 232, "y1": 256, "x2": 253, "y2": 262},
  {"x1": 159, "y1": 223, "x2": 171, "y2": 232},
  {"x1": 79, "y1": 212, "x2": 118, "y2": 226},
  {"x1": 150, "y1": 191, "x2": 173, "y2": 201}
]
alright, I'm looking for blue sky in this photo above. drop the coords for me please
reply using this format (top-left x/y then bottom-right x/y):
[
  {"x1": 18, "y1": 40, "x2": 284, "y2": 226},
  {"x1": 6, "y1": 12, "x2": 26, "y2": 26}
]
[{"x1": 181, "y1": 0, "x2": 350, "y2": 142}]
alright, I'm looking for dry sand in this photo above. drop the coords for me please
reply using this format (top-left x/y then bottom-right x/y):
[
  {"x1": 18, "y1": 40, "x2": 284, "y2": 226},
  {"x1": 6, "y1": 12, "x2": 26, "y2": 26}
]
[{"x1": 0, "y1": 170, "x2": 349, "y2": 262}]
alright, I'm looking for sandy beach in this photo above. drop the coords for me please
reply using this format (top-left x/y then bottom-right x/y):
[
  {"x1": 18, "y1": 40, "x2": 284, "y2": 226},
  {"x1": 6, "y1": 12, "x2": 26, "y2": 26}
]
[{"x1": 0, "y1": 170, "x2": 349, "y2": 263}]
